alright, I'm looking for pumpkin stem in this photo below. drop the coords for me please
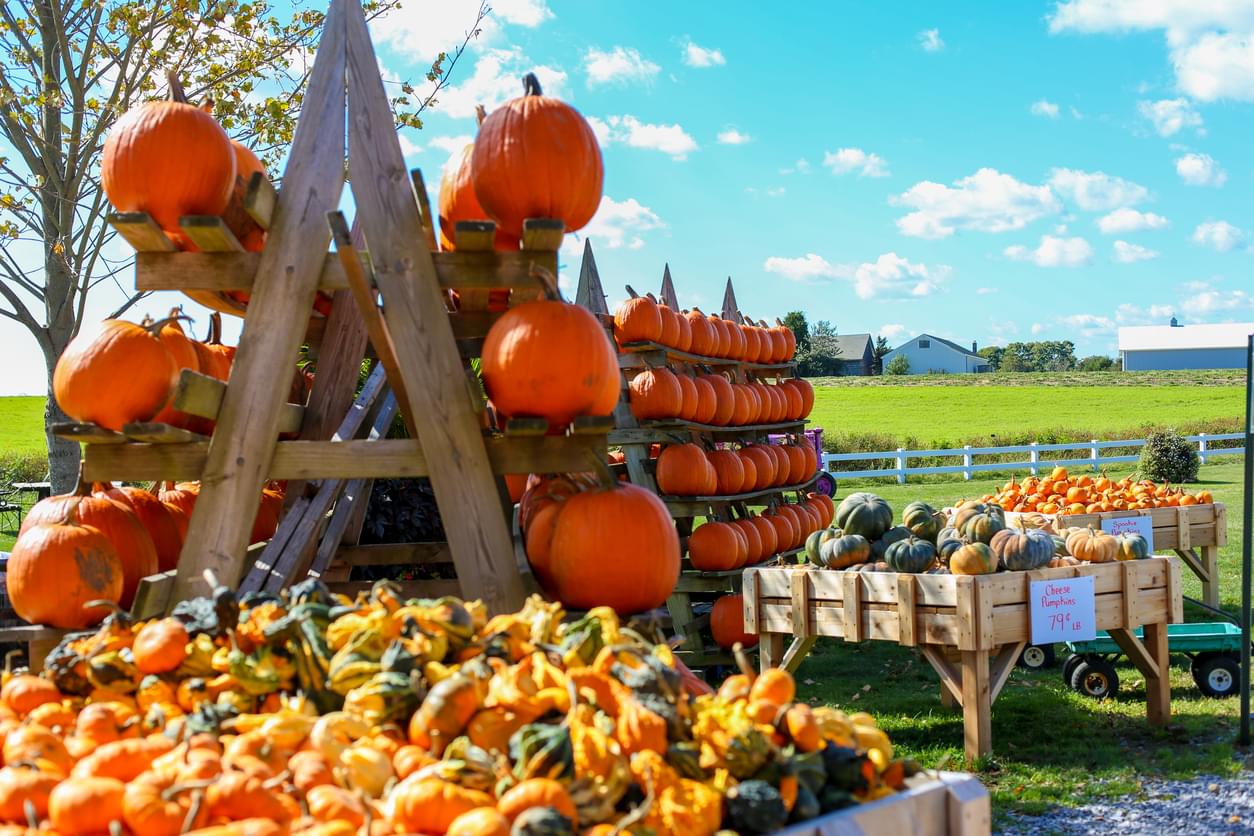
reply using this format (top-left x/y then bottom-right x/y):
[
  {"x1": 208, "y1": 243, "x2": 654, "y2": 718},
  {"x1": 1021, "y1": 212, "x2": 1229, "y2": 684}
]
[
  {"x1": 142, "y1": 314, "x2": 193, "y2": 339},
  {"x1": 732, "y1": 642, "x2": 756, "y2": 681},
  {"x1": 474, "y1": 103, "x2": 487, "y2": 126},
  {"x1": 109, "y1": 820, "x2": 124, "y2": 836},
  {"x1": 529, "y1": 263, "x2": 564, "y2": 303},
  {"x1": 624, "y1": 285, "x2": 639, "y2": 299},
  {"x1": 167, "y1": 70, "x2": 189, "y2": 104},
  {"x1": 180, "y1": 788, "x2": 206, "y2": 833},
  {"x1": 522, "y1": 72, "x2": 543, "y2": 97},
  {"x1": 24, "y1": 800, "x2": 37, "y2": 830}
]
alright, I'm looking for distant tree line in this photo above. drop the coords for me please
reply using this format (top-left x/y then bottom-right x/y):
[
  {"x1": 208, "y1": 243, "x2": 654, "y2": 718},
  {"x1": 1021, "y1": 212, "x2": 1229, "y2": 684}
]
[{"x1": 780, "y1": 311, "x2": 894, "y2": 377}]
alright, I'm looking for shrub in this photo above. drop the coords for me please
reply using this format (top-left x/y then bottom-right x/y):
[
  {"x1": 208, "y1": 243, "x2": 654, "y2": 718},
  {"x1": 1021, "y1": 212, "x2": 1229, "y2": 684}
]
[
  {"x1": 1078, "y1": 355, "x2": 1116, "y2": 371},
  {"x1": 885, "y1": 355, "x2": 910, "y2": 376},
  {"x1": 1137, "y1": 430, "x2": 1200, "y2": 484}
]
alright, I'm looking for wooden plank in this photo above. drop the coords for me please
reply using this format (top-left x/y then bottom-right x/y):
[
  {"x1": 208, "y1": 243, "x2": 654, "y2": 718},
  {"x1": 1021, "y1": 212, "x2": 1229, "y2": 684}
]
[
  {"x1": 955, "y1": 577, "x2": 976, "y2": 651},
  {"x1": 1120, "y1": 561, "x2": 1136, "y2": 630},
  {"x1": 759, "y1": 632, "x2": 786, "y2": 672},
  {"x1": 960, "y1": 649, "x2": 991, "y2": 761},
  {"x1": 179, "y1": 216, "x2": 244, "y2": 252},
  {"x1": 574, "y1": 239, "x2": 609, "y2": 315},
  {"x1": 1214, "y1": 503, "x2": 1228, "y2": 546},
  {"x1": 130, "y1": 571, "x2": 177, "y2": 619},
  {"x1": 121, "y1": 423, "x2": 208, "y2": 444},
  {"x1": 243, "y1": 172, "x2": 278, "y2": 229},
  {"x1": 897, "y1": 575, "x2": 917, "y2": 647},
  {"x1": 919, "y1": 645, "x2": 964, "y2": 707},
  {"x1": 842, "y1": 572, "x2": 861, "y2": 642},
  {"x1": 1143, "y1": 621, "x2": 1171, "y2": 725},
  {"x1": 1169, "y1": 557, "x2": 1184, "y2": 623},
  {"x1": 779, "y1": 637, "x2": 817, "y2": 673},
  {"x1": 945, "y1": 774, "x2": 993, "y2": 836},
  {"x1": 742, "y1": 569, "x2": 759, "y2": 634},
  {"x1": 409, "y1": 169, "x2": 437, "y2": 251},
  {"x1": 305, "y1": 478, "x2": 369, "y2": 579},
  {"x1": 343, "y1": 0, "x2": 523, "y2": 613},
  {"x1": 172, "y1": 369, "x2": 305, "y2": 434},
  {"x1": 1107, "y1": 628, "x2": 1159, "y2": 680},
  {"x1": 791, "y1": 570, "x2": 812, "y2": 639},
  {"x1": 169, "y1": 0, "x2": 349, "y2": 603},
  {"x1": 1199, "y1": 546, "x2": 1219, "y2": 609},
  {"x1": 1176, "y1": 506, "x2": 1191, "y2": 551},
  {"x1": 988, "y1": 641, "x2": 1025, "y2": 704},
  {"x1": 108, "y1": 212, "x2": 176, "y2": 252},
  {"x1": 51, "y1": 422, "x2": 127, "y2": 444},
  {"x1": 520, "y1": 218, "x2": 564, "y2": 252}
]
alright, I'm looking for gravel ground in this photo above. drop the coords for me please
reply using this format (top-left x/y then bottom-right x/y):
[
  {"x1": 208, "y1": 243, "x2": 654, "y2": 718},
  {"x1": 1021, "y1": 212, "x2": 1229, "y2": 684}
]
[{"x1": 999, "y1": 775, "x2": 1254, "y2": 835}]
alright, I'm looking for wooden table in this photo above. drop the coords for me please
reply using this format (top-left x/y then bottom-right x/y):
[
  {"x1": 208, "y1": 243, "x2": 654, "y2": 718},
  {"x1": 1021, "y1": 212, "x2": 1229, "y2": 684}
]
[
  {"x1": 11, "y1": 482, "x2": 52, "y2": 501},
  {"x1": 744, "y1": 557, "x2": 1183, "y2": 762}
]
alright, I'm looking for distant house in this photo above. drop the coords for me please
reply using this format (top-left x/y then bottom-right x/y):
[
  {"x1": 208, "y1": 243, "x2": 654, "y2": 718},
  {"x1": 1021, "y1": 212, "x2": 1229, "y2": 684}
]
[
  {"x1": 1119, "y1": 319, "x2": 1254, "y2": 371},
  {"x1": 882, "y1": 334, "x2": 991, "y2": 375},
  {"x1": 832, "y1": 333, "x2": 874, "y2": 376}
]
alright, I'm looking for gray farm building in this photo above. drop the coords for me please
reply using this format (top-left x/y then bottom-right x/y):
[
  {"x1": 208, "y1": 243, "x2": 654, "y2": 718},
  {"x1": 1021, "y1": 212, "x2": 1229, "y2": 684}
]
[{"x1": 1118, "y1": 320, "x2": 1254, "y2": 371}]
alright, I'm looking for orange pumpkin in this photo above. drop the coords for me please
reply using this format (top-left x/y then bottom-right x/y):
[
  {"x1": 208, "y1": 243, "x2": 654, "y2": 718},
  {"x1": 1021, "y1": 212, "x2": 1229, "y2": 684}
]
[
  {"x1": 388, "y1": 777, "x2": 493, "y2": 835},
  {"x1": 122, "y1": 768, "x2": 210, "y2": 836},
  {"x1": 49, "y1": 776, "x2": 126, "y2": 835},
  {"x1": 52, "y1": 318, "x2": 178, "y2": 431},
  {"x1": 614, "y1": 296, "x2": 662, "y2": 345},
  {"x1": 437, "y1": 134, "x2": 518, "y2": 252},
  {"x1": 685, "y1": 309, "x2": 716, "y2": 356},
  {"x1": 699, "y1": 373, "x2": 735, "y2": 427},
  {"x1": 101, "y1": 76, "x2": 236, "y2": 241},
  {"x1": 6, "y1": 509, "x2": 123, "y2": 629},
  {"x1": 133, "y1": 619, "x2": 189, "y2": 674},
  {"x1": 0, "y1": 766, "x2": 59, "y2": 822},
  {"x1": 707, "y1": 449, "x2": 746, "y2": 495},
  {"x1": 730, "y1": 518, "x2": 765, "y2": 564},
  {"x1": 674, "y1": 373, "x2": 700, "y2": 422},
  {"x1": 739, "y1": 446, "x2": 776, "y2": 491},
  {"x1": 482, "y1": 299, "x2": 619, "y2": 429},
  {"x1": 94, "y1": 484, "x2": 183, "y2": 572},
  {"x1": 687, "y1": 521, "x2": 744, "y2": 572},
  {"x1": 447, "y1": 808, "x2": 510, "y2": 836},
  {"x1": 472, "y1": 74, "x2": 602, "y2": 238},
  {"x1": 628, "y1": 368, "x2": 682, "y2": 421},
  {"x1": 655, "y1": 444, "x2": 715, "y2": 496},
  {"x1": 497, "y1": 778, "x2": 576, "y2": 822},
  {"x1": 1, "y1": 675, "x2": 62, "y2": 716},
  {"x1": 690, "y1": 376, "x2": 718, "y2": 425},
  {"x1": 710, "y1": 594, "x2": 758, "y2": 649}
]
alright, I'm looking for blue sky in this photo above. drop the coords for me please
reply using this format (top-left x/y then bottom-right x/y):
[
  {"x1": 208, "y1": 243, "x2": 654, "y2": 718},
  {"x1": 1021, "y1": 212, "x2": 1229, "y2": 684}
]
[{"x1": 2, "y1": 0, "x2": 1253, "y2": 394}]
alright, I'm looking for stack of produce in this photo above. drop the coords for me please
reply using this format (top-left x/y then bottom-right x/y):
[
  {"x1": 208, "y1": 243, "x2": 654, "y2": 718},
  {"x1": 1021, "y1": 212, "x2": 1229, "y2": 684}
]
[
  {"x1": 979, "y1": 468, "x2": 1213, "y2": 514},
  {"x1": 2, "y1": 581, "x2": 916, "y2": 835},
  {"x1": 614, "y1": 294, "x2": 797, "y2": 365},
  {"x1": 6, "y1": 481, "x2": 284, "y2": 628},
  {"x1": 801, "y1": 492, "x2": 1151, "y2": 576},
  {"x1": 686, "y1": 494, "x2": 834, "y2": 573},
  {"x1": 654, "y1": 442, "x2": 819, "y2": 497},
  {"x1": 628, "y1": 369, "x2": 813, "y2": 427}
]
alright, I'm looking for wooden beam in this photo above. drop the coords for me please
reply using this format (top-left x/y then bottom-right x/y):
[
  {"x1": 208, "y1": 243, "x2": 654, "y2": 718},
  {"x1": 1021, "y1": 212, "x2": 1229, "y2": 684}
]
[
  {"x1": 344, "y1": 0, "x2": 524, "y2": 612},
  {"x1": 179, "y1": 216, "x2": 244, "y2": 252},
  {"x1": 960, "y1": 649, "x2": 992, "y2": 760},
  {"x1": 1108, "y1": 628, "x2": 1160, "y2": 681},
  {"x1": 172, "y1": 369, "x2": 304, "y2": 434},
  {"x1": 243, "y1": 172, "x2": 278, "y2": 229},
  {"x1": 170, "y1": 0, "x2": 348, "y2": 602},
  {"x1": 108, "y1": 213, "x2": 176, "y2": 252},
  {"x1": 920, "y1": 645, "x2": 964, "y2": 707},
  {"x1": 409, "y1": 169, "x2": 437, "y2": 251},
  {"x1": 779, "y1": 637, "x2": 817, "y2": 673},
  {"x1": 989, "y1": 641, "x2": 1026, "y2": 704}
]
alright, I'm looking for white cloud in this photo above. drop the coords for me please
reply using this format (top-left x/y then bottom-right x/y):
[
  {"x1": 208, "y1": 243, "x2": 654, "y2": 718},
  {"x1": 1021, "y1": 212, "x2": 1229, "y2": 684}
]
[
  {"x1": 891, "y1": 168, "x2": 1061, "y2": 239},
  {"x1": 1059, "y1": 313, "x2": 1116, "y2": 338},
  {"x1": 717, "y1": 128, "x2": 751, "y2": 145},
  {"x1": 879, "y1": 323, "x2": 907, "y2": 341},
  {"x1": 851, "y1": 253, "x2": 948, "y2": 300},
  {"x1": 1180, "y1": 283, "x2": 1253, "y2": 315},
  {"x1": 584, "y1": 46, "x2": 659, "y2": 87},
  {"x1": 1096, "y1": 208, "x2": 1169, "y2": 234},
  {"x1": 823, "y1": 148, "x2": 889, "y2": 177},
  {"x1": 438, "y1": 48, "x2": 568, "y2": 118},
  {"x1": 1113, "y1": 240, "x2": 1160, "y2": 263},
  {"x1": 428, "y1": 134, "x2": 472, "y2": 155},
  {"x1": 374, "y1": 0, "x2": 553, "y2": 63},
  {"x1": 1030, "y1": 323, "x2": 1047, "y2": 335},
  {"x1": 1030, "y1": 99, "x2": 1060, "y2": 118},
  {"x1": 1137, "y1": 98, "x2": 1204, "y2": 136},
  {"x1": 1048, "y1": 168, "x2": 1148, "y2": 211},
  {"x1": 766, "y1": 186, "x2": 785, "y2": 197},
  {"x1": 1048, "y1": 1, "x2": 1254, "y2": 102},
  {"x1": 1175, "y1": 152, "x2": 1227, "y2": 186},
  {"x1": 1116, "y1": 303, "x2": 1175, "y2": 324},
  {"x1": 592, "y1": 115, "x2": 699, "y2": 159},
  {"x1": 1192, "y1": 220, "x2": 1245, "y2": 251},
  {"x1": 682, "y1": 39, "x2": 725, "y2": 67},
  {"x1": 762, "y1": 254, "x2": 850, "y2": 283},
  {"x1": 780, "y1": 158, "x2": 811, "y2": 175},
  {"x1": 976, "y1": 287, "x2": 998, "y2": 295},
  {"x1": 1004, "y1": 235, "x2": 1094, "y2": 267},
  {"x1": 397, "y1": 133, "x2": 422, "y2": 158},
  {"x1": 562, "y1": 196, "x2": 664, "y2": 253},
  {"x1": 918, "y1": 29, "x2": 944, "y2": 51}
]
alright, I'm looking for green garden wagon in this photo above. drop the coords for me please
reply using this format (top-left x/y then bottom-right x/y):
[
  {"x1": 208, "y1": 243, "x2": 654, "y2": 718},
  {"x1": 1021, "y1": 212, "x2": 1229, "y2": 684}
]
[{"x1": 1062, "y1": 622, "x2": 1244, "y2": 699}]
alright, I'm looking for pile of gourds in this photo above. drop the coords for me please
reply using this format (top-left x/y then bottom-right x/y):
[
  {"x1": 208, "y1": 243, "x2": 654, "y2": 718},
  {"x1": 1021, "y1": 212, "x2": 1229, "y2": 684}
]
[
  {"x1": 1, "y1": 581, "x2": 915, "y2": 835},
  {"x1": 802, "y1": 492, "x2": 1153, "y2": 576},
  {"x1": 980, "y1": 467, "x2": 1213, "y2": 515},
  {"x1": 614, "y1": 293, "x2": 798, "y2": 365}
]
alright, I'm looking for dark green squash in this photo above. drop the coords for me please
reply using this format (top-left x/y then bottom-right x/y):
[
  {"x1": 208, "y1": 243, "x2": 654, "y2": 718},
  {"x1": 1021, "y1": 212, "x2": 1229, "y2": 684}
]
[
  {"x1": 510, "y1": 722, "x2": 574, "y2": 781},
  {"x1": 724, "y1": 779, "x2": 788, "y2": 834},
  {"x1": 902, "y1": 501, "x2": 943, "y2": 543},
  {"x1": 511, "y1": 806, "x2": 574, "y2": 836},
  {"x1": 956, "y1": 509, "x2": 1005, "y2": 544},
  {"x1": 725, "y1": 726, "x2": 772, "y2": 779},
  {"x1": 821, "y1": 744, "x2": 871, "y2": 792},
  {"x1": 833, "y1": 492, "x2": 893, "y2": 542},
  {"x1": 871, "y1": 525, "x2": 912, "y2": 560},
  {"x1": 990, "y1": 526, "x2": 1054, "y2": 571},
  {"x1": 1117, "y1": 532, "x2": 1151, "y2": 560},
  {"x1": 790, "y1": 785, "x2": 821, "y2": 824},
  {"x1": 1050, "y1": 534, "x2": 1069, "y2": 556},
  {"x1": 883, "y1": 536, "x2": 937, "y2": 573},
  {"x1": 819, "y1": 533, "x2": 871, "y2": 569},
  {"x1": 805, "y1": 527, "x2": 842, "y2": 565}
]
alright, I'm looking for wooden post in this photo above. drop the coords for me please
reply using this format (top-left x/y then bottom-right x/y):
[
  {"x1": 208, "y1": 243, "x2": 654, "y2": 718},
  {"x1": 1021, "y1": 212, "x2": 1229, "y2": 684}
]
[
  {"x1": 342, "y1": 0, "x2": 523, "y2": 612},
  {"x1": 1200, "y1": 545, "x2": 1220, "y2": 608},
  {"x1": 760, "y1": 632, "x2": 786, "y2": 672},
  {"x1": 1144, "y1": 621, "x2": 1171, "y2": 725},
  {"x1": 960, "y1": 649, "x2": 992, "y2": 761},
  {"x1": 171, "y1": 0, "x2": 348, "y2": 603}
]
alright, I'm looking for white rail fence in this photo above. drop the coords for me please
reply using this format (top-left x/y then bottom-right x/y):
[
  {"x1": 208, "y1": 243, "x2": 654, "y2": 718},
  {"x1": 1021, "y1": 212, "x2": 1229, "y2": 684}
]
[{"x1": 821, "y1": 433, "x2": 1246, "y2": 484}]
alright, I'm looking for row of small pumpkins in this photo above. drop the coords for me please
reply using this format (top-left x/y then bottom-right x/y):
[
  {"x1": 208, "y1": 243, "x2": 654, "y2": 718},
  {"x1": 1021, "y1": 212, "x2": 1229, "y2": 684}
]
[
  {"x1": 629, "y1": 368, "x2": 814, "y2": 426},
  {"x1": 6, "y1": 481, "x2": 282, "y2": 629},
  {"x1": 687, "y1": 493, "x2": 835, "y2": 573},
  {"x1": 654, "y1": 442, "x2": 819, "y2": 497},
  {"x1": 802, "y1": 494, "x2": 1152, "y2": 575},
  {"x1": 981, "y1": 467, "x2": 1214, "y2": 515},
  {"x1": 615, "y1": 294, "x2": 798, "y2": 364}
]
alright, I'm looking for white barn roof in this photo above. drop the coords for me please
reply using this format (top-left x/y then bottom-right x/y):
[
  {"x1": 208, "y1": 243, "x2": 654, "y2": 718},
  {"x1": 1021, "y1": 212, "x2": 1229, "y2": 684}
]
[{"x1": 1118, "y1": 323, "x2": 1254, "y2": 352}]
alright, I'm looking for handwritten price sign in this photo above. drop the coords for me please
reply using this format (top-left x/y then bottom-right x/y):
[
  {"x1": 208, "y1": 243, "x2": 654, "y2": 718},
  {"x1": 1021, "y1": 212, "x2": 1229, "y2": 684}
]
[{"x1": 1030, "y1": 576, "x2": 1096, "y2": 645}]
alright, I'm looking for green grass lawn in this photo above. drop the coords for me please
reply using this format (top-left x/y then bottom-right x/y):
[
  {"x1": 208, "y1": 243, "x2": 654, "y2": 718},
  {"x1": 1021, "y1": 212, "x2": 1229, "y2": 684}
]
[
  {"x1": 0, "y1": 396, "x2": 46, "y2": 455},
  {"x1": 796, "y1": 461, "x2": 1250, "y2": 824}
]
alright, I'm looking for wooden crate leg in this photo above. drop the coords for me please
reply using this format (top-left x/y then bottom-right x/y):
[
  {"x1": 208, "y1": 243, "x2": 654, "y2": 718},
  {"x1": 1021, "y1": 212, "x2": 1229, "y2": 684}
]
[
  {"x1": 940, "y1": 684, "x2": 959, "y2": 710},
  {"x1": 760, "y1": 633, "x2": 786, "y2": 672},
  {"x1": 960, "y1": 649, "x2": 992, "y2": 762},
  {"x1": 1145, "y1": 621, "x2": 1171, "y2": 726},
  {"x1": 1200, "y1": 546, "x2": 1220, "y2": 609}
]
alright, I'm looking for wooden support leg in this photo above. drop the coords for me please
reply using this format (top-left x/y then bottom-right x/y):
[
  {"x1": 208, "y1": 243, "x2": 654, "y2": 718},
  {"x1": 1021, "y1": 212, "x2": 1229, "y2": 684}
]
[
  {"x1": 760, "y1": 633, "x2": 786, "y2": 672},
  {"x1": 960, "y1": 649, "x2": 992, "y2": 762},
  {"x1": 921, "y1": 646, "x2": 964, "y2": 710},
  {"x1": 1200, "y1": 546, "x2": 1219, "y2": 609},
  {"x1": 1144, "y1": 621, "x2": 1171, "y2": 726},
  {"x1": 780, "y1": 637, "x2": 817, "y2": 673}
]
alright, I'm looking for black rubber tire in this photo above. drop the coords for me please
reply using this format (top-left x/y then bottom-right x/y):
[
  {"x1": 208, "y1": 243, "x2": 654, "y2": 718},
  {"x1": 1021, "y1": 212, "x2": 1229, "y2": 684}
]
[
  {"x1": 1018, "y1": 644, "x2": 1057, "y2": 670},
  {"x1": 1062, "y1": 653, "x2": 1086, "y2": 687},
  {"x1": 1193, "y1": 654, "x2": 1239, "y2": 698},
  {"x1": 1070, "y1": 656, "x2": 1119, "y2": 699}
]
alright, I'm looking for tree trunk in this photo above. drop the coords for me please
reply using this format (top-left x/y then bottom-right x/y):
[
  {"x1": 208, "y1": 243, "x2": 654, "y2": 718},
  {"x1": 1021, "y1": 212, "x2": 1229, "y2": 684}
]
[{"x1": 43, "y1": 358, "x2": 80, "y2": 493}]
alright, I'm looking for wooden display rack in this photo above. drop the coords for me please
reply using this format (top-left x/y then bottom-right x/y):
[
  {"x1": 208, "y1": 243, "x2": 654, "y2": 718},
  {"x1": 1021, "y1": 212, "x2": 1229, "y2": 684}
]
[
  {"x1": 575, "y1": 254, "x2": 818, "y2": 668},
  {"x1": 744, "y1": 557, "x2": 1183, "y2": 762},
  {"x1": 778, "y1": 771, "x2": 989, "y2": 836},
  {"x1": 43, "y1": 0, "x2": 607, "y2": 617}
]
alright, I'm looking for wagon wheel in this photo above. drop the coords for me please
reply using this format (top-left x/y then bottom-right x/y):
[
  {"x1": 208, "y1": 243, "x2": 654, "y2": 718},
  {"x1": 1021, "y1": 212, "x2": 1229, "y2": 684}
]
[
  {"x1": 1192, "y1": 654, "x2": 1239, "y2": 698},
  {"x1": 1017, "y1": 643, "x2": 1056, "y2": 671},
  {"x1": 1070, "y1": 656, "x2": 1119, "y2": 699}
]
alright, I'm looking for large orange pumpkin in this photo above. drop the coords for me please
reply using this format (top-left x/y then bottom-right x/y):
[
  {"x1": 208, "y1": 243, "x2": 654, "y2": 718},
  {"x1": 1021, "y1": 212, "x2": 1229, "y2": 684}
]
[
  {"x1": 739, "y1": 446, "x2": 776, "y2": 491},
  {"x1": 747, "y1": 513, "x2": 779, "y2": 558},
  {"x1": 148, "y1": 311, "x2": 199, "y2": 428},
  {"x1": 19, "y1": 484, "x2": 158, "y2": 609},
  {"x1": 731, "y1": 518, "x2": 765, "y2": 564},
  {"x1": 437, "y1": 132, "x2": 517, "y2": 252},
  {"x1": 53, "y1": 318, "x2": 178, "y2": 431},
  {"x1": 699, "y1": 373, "x2": 735, "y2": 427},
  {"x1": 687, "y1": 522, "x2": 744, "y2": 571},
  {"x1": 685, "y1": 309, "x2": 716, "y2": 356},
  {"x1": 6, "y1": 509, "x2": 123, "y2": 629},
  {"x1": 483, "y1": 299, "x2": 619, "y2": 429},
  {"x1": 710, "y1": 594, "x2": 758, "y2": 649},
  {"x1": 533, "y1": 482, "x2": 679, "y2": 614},
  {"x1": 250, "y1": 485, "x2": 284, "y2": 545},
  {"x1": 101, "y1": 75, "x2": 236, "y2": 242},
  {"x1": 93, "y1": 483, "x2": 183, "y2": 572},
  {"x1": 628, "y1": 368, "x2": 682, "y2": 421},
  {"x1": 785, "y1": 378, "x2": 815, "y2": 418},
  {"x1": 655, "y1": 444, "x2": 715, "y2": 496},
  {"x1": 222, "y1": 140, "x2": 269, "y2": 252},
  {"x1": 707, "y1": 450, "x2": 746, "y2": 495},
  {"x1": 690, "y1": 376, "x2": 718, "y2": 425},
  {"x1": 674, "y1": 373, "x2": 699, "y2": 422},
  {"x1": 614, "y1": 295, "x2": 662, "y2": 345},
  {"x1": 472, "y1": 74, "x2": 603, "y2": 238}
]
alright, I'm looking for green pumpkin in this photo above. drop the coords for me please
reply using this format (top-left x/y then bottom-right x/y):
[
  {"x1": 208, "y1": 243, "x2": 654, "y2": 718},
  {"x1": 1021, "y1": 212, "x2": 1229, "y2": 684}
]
[
  {"x1": 902, "y1": 501, "x2": 943, "y2": 543},
  {"x1": 511, "y1": 807, "x2": 574, "y2": 836},
  {"x1": 990, "y1": 527, "x2": 1054, "y2": 571},
  {"x1": 86, "y1": 650, "x2": 140, "y2": 694},
  {"x1": 725, "y1": 780, "x2": 789, "y2": 835},
  {"x1": 956, "y1": 510, "x2": 1006, "y2": 544},
  {"x1": 833, "y1": 492, "x2": 894, "y2": 542},
  {"x1": 883, "y1": 536, "x2": 937, "y2": 573},
  {"x1": 510, "y1": 722, "x2": 574, "y2": 781},
  {"x1": 949, "y1": 542, "x2": 998, "y2": 575},
  {"x1": 936, "y1": 533, "x2": 964, "y2": 563},
  {"x1": 820, "y1": 533, "x2": 871, "y2": 569},
  {"x1": 871, "y1": 525, "x2": 912, "y2": 560},
  {"x1": 1050, "y1": 535, "x2": 1069, "y2": 556},
  {"x1": 821, "y1": 745, "x2": 870, "y2": 792},
  {"x1": 804, "y1": 527, "x2": 842, "y2": 565},
  {"x1": 343, "y1": 671, "x2": 419, "y2": 727},
  {"x1": 790, "y1": 785, "x2": 822, "y2": 824},
  {"x1": 1117, "y1": 532, "x2": 1151, "y2": 560}
]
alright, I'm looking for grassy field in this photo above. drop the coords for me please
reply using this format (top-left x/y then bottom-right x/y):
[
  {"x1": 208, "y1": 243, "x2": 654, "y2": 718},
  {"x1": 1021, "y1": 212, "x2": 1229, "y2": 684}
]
[
  {"x1": 811, "y1": 369, "x2": 1245, "y2": 387},
  {"x1": 797, "y1": 461, "x2": 1249, "y2": 825},
  {"x1": 0, "y1": 397, "x2": 45, "y2": 455}
]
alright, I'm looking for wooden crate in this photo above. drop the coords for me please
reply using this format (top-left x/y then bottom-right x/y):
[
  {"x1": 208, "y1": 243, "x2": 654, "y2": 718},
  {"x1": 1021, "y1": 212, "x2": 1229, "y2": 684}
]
[
  {"x1": 778, "y1": 771, "x2": 989, "y2": 836},
  {"x1": 745, "y1": 557, "x2": 1183, "y2": 761}
]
